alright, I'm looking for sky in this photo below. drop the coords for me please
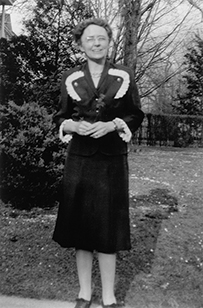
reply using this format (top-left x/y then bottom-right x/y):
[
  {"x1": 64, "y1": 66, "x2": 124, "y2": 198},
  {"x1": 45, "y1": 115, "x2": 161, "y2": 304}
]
[
  {"x1": 10, "y1": 13, "x2": 23, "y2": 34},
  {"x1": 4, "y1": 0, "x2": 203, "y2": 36}
]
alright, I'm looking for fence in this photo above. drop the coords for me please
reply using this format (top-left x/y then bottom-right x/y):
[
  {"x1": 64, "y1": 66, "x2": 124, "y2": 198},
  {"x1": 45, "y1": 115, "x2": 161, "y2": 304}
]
[{"x1": 133, "y1": 113, "x2": 203, "y2": 147}]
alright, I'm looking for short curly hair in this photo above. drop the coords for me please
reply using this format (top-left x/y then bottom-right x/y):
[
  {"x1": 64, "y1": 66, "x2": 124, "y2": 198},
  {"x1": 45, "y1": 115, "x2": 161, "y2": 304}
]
[{"x1": 73, "y1": 18, "x2": 113, "y2": 44}]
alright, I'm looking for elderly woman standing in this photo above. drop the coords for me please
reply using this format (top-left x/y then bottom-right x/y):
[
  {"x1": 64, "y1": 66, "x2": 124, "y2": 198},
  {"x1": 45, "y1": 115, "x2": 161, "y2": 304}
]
[{"x1": 53, "y1": 18, "x2": 144, "y2": 308}]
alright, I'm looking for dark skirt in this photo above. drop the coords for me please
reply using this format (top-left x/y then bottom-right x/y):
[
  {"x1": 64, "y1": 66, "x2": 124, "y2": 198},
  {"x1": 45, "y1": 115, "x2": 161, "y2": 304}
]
[{"x1": 53, "y1": 151, "x2": 131, "y2": 253}]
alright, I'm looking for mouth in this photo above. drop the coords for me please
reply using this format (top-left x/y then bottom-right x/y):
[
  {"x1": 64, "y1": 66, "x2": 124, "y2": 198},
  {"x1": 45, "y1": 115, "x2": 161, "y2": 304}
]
[{"x1": 92, "y1": 49, "x2": 103, "y2": 52}]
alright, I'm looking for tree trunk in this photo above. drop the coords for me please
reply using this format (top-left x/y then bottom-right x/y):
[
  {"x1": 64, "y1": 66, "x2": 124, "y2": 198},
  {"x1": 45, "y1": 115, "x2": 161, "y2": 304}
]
[
  {"x1": 120, "y1": 0, "x2": 141, "y2": 71},
  {"x1": 201, "y1": 93, "x2": 203, "y2": 145}
]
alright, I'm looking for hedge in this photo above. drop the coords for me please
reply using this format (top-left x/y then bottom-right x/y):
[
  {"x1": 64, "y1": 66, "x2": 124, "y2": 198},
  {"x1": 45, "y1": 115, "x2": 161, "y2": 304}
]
[{"x1": 0, "y1": 101, "x2": 66, "y2": 209}]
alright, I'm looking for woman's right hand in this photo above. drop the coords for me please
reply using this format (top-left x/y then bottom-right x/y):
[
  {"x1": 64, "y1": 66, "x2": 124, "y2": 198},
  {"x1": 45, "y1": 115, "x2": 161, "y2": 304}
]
[
  {"x1": 63, "y1": 120, "x2": 114, "y2": 137},
  {"x1": 74, "y1": 121, "x2": 93, "y2": 136},
  {"x1": 63, "y1": 120, "x2": 93, "y2": 136}
]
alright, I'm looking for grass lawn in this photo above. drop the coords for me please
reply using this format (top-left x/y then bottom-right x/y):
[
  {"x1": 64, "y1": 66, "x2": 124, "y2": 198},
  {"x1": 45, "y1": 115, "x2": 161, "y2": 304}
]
[{"x1": 0, "y1": 147, "x2": 203, "y2": 308}]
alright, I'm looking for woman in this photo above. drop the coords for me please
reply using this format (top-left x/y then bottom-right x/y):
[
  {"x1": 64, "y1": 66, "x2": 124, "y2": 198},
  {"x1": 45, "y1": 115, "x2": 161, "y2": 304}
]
[{"x1": 53, "y1": 18, "x2": 144, "y2": 308}]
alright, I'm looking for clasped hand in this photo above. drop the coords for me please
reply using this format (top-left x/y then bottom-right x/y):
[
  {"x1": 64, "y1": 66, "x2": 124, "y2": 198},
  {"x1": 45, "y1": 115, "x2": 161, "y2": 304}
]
[{"x1": 76, "y1": 121, "x2": 114, "y2": 139}]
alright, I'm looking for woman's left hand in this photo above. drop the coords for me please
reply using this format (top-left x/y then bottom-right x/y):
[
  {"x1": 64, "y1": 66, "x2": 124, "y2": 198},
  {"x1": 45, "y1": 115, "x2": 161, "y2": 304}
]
[{"x1": 88, "y1": 121, "x2": 115, "y2": 138}]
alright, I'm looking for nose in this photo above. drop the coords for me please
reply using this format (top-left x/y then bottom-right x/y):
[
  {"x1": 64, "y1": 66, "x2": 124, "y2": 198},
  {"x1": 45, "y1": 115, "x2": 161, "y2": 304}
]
[{"x1": 94, "y1": 38, "x2": 101, "y2": 45}]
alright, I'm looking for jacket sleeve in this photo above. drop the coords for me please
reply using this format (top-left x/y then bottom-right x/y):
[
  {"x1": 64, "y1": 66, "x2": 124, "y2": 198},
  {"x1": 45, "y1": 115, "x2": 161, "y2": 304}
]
[
  {"x1": 122, "y1": 69, "x2": 144, "y2": 133},
  {"x1": 53, "y1": 71, "x2": 74, "y2": 128}
]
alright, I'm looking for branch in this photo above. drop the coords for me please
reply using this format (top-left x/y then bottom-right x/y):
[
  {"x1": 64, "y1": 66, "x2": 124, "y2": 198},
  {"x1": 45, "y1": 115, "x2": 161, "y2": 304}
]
[
  {"x1": 141, "y1": 0, "x2": 157, "y2": 16},
  {"x1": 141, "y1": 67, "x2": 185, "y2": 98},
  {"x1": 136, "y1": 6, "x2": 193, "y2": 81},
  {"x1": 187, "y1": 0, "x2": 203, "y2": 20}
]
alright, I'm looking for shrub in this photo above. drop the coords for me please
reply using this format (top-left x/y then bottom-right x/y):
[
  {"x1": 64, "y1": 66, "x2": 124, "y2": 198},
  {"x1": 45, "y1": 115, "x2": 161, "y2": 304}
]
[{"x1": 0, "y1": 101, "x2": 66, "y2": 208}]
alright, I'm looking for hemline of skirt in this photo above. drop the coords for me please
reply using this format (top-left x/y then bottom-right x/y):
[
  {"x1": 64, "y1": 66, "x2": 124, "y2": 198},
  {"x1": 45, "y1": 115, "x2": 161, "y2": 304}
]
[{"x1": 52, "y1": 237, "x2": 131, "y2": 254}]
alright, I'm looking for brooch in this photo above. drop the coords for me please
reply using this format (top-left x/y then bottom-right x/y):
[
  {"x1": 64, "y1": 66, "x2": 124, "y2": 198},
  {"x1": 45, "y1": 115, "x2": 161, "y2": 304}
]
[{"x1": 96, "y1": 94, "x2": 106, "y2": 110}]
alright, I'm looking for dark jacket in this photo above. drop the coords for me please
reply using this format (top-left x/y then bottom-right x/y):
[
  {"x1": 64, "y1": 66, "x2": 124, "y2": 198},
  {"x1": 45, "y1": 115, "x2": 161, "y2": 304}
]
[{"x1": 54, "y1": 61, "x2": 144, "y2": 156}]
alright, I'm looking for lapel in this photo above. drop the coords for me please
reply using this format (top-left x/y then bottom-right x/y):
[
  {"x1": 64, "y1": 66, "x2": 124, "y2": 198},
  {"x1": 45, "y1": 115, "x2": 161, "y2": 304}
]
[
  {"x1": 82, "y1": 62, "x2": 95, "y2": 94},
  {"x1": 82, "y1": 61, "x2": 111, "y2": 97},
  {"x1": 67, "y1": 61, "x2": 127, "y2": 103},
  {"x1": 84, "y1": 61, "x2": 124, "y2": 101},
  {"x1": 97, "y1": 61, "x2": 111, "y2": 92},
  {"x1": 98, "y1": 62, "x2": 125, "y2": 102}
]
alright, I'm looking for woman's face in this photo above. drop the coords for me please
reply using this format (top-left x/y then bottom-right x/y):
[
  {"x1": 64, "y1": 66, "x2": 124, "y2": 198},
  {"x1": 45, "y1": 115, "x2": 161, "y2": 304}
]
[{"x1": 79, "y1": 24, "x2": 110, "y2": 61}]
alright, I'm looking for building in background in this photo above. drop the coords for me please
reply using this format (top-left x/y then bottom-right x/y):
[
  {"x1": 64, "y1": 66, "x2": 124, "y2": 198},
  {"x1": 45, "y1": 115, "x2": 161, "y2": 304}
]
[
  {"x1": 0, "y1": 12, "x2": 15, "y2": 38},
  {"x1": 0, "y1": 0, "x2": 16, "y2": 39}
]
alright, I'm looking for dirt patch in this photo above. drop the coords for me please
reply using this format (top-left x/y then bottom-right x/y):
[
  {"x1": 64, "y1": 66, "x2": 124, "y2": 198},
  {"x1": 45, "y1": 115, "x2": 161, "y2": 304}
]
[{"x1": 123, "y1": 147, "x2": 203, "y2": 308}]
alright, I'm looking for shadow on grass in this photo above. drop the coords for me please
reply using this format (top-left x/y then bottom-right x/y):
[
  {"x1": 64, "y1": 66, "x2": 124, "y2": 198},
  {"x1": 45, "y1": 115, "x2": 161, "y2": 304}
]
[{"x1": 91, "y1": 188, "x2": 178, "y2": 305}]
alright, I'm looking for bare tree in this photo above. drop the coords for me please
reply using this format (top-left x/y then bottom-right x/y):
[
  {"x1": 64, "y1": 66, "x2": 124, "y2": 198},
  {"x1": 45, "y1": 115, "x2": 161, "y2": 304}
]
[
  {"x1": 86, "y1": 1, "x2": 198, "y2": 83},
  {"x1": 10, "y1": 0, "x2": 203, "y2": 112}
]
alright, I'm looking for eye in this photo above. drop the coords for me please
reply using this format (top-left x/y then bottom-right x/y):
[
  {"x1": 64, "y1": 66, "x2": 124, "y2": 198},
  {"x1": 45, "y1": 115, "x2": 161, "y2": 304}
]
[
  {"x1": 86, "y1": 36, "x2": 94, "y2": 42},
  {"x1": 98, "y1": 36, "x2": 107, "y2": 41},
  {"x1": 85, "y1": 36, "x2": 107, "y2": 43}
]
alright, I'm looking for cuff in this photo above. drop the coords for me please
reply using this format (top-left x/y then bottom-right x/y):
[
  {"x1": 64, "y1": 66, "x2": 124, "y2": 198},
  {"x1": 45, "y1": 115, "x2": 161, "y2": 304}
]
[
  {"x1": 113, "y1": 118, "x2": 132, "y2": 142},
  {"x1": 59, "y1": 119, "x2": 73, "y2": 143}
]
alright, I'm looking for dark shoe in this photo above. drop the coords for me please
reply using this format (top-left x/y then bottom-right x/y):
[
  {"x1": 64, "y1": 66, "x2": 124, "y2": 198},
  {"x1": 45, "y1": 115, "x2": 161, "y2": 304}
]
[
  {"x1": 74, "y1": 298, "x2": 91, "y2": 308},
  {"x1": 102, "y1": 303, "x2": 118, "y2": 308}
]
